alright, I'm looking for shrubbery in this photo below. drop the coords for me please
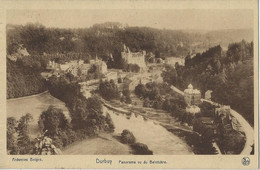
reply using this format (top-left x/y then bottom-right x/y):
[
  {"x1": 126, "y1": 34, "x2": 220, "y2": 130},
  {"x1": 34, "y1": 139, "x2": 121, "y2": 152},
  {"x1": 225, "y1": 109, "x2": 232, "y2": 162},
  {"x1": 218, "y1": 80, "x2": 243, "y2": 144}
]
[
  {"x1": 121, "y1": 88, "x2": 132, "y2": 104},
  {"x1": 99, "y1": 79, "x2": 120, "y2": 101},
  {"x1": 130, "y1": 143, "x2": 153, "y2": 155},
  {"x1": 183, "y1": 132, "x2": 218, "y2": 155},
  {"x1": 135, "y1": 82, "x2": 173, "y2": 100},
  {"x1": 120, "y1": 129, "x2": 136, "y2": 144},
  {"x1": 119, "y1": 129, "x2": 153, "y2": 155},
  {"x1": 217, "y1": 131, "x2": 246, "y2": 154}
]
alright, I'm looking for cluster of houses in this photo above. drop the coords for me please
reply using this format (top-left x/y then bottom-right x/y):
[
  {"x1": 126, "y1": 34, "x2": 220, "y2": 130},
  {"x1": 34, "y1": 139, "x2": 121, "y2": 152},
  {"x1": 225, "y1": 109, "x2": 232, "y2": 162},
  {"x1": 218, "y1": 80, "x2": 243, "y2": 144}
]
[
  {"x1": 43, "y1": 44, "x2": 187, "y2": 80},
  {"x1": 183, "y1": 84, "x2": 243, "y2": 141},
  {"x1": 46, "y1": 56, "x2": 107, "y2": 78}
]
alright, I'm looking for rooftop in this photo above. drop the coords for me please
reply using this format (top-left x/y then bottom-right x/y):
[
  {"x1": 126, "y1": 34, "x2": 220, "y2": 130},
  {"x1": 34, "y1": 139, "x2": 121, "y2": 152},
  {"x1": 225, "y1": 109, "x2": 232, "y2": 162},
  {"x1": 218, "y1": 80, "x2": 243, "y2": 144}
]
[{"x1": 184, "y1": 84, "x2": 201, "y2": 94}]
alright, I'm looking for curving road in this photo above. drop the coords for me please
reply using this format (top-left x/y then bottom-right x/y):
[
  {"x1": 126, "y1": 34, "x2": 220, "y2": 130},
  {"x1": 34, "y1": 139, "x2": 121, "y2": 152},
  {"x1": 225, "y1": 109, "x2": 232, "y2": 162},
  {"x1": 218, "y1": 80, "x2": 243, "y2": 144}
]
[{"x1": 201, "y1": 99, "x2": 254, "y2": 155}]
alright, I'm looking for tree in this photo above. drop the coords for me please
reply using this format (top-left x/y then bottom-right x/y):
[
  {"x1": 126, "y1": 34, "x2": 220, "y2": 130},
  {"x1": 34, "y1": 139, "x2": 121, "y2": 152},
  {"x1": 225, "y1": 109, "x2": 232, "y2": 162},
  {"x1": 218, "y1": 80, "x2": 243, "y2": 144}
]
[
  {"x1": 135, "y1": 83, "x2": 146, "y2": 98},
  {"x1": 161, "y1": 65, "x2": 178, "y2": 85},
  {"x1": 38, "y1": 106, "x2": 70, "y2": 137},
  {"x1": 120, "y1": 129, "x2": 136, "y2": 144},
  {"x1": 17, "y1": 113, "x2": 33, "y2": 154},
  {"x1": 198, "y1": 102, "x2": 216, "y2": 117},
  {"x1": 87, "y1": 96, "x2": 103, "y2": 114},
  {"x1": 7, "y1": 117, "x2": 18, "y2": 154},
  {"x1": 155, "y1": 49, "x2": 160, "y2": 58},
  {"x1": 105, "y1": 113, "x2": 115, "y2": 132},
  {"x1": 130, "y1": 142, "x2": 153, "y2": 155},
  {"x1": 125, "y1": 96, "x2": 132, "y2": 104},
  {"x1": 99, "y1": 80, "x2": 119, "y2": 100}
]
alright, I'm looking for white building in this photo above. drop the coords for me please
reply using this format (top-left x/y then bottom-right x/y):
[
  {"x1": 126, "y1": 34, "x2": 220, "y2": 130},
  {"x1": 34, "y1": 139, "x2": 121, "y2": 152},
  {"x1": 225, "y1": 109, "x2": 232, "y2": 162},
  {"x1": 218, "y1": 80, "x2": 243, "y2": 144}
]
[
  {"x1": 121, "y1": 44, "x2": 146, "y2": 68},
  {"x1": 165, "y1": 57, "x2": 185, "y2": 66},
  {"x1": 184, "y1": 84, "x2": 201, "y2": 106},
  {"x1": 184, "y1": 84, "x2": 201, "y2": 115}
]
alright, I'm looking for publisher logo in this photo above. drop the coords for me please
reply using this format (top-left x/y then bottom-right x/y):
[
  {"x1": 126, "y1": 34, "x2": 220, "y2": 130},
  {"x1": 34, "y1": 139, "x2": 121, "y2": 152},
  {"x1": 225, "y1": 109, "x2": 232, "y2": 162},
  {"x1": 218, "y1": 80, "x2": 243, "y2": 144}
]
[{"x1": 241, "y1": 157, "x2": 250, "y2": 166}]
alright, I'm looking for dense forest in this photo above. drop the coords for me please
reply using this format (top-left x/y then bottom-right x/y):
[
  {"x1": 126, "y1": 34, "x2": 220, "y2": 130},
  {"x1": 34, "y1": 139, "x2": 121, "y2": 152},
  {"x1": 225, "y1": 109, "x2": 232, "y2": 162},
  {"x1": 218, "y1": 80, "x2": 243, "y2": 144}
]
[
  {"x1": 162, "y1": 40, "x2": 254, "y2": 125},
  {"x1": 7, "y1": 23, "x2": 254, "y2": 128},
  {"x1": 7, "y1": 22, "x2": 253, "y2": 59},
  {"x1": 7, "y1": 59, "x2": 46, "y2": 98}
]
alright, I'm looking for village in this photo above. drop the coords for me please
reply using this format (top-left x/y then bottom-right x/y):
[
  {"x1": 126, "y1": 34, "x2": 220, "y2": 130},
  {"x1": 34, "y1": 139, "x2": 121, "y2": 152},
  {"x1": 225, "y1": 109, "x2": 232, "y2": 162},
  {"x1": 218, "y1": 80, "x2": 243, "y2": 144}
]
[
  {"x1": 38, "y1": 43, "x2": 246, "y2": 154},
  {"x1": 6, "y1": 40, "x2": 248, "y2": 155}
]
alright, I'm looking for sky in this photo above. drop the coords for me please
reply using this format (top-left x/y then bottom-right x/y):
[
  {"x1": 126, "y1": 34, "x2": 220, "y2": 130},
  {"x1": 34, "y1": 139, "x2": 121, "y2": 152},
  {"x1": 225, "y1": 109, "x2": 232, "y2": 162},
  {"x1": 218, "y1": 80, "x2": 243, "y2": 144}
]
[{"x1": 7, "y1": 9, "x2": 253, "y2": 30}]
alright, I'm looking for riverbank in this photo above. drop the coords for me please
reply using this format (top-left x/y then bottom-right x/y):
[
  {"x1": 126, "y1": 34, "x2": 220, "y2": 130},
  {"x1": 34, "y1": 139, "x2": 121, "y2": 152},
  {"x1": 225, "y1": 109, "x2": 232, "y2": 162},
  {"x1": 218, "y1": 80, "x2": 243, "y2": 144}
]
[
  {"x1": 101, "y1": 98, "x2": 194, "y2": 135},
  {"x1": 99, "y1": 92, "x2": 221, "y2": 154},
  {"x1": 102, "y1": 100, "x2": 193, "y2": 155},
  {"x1": 7, "y1": 91, "x2": 49, "y2": 101}
]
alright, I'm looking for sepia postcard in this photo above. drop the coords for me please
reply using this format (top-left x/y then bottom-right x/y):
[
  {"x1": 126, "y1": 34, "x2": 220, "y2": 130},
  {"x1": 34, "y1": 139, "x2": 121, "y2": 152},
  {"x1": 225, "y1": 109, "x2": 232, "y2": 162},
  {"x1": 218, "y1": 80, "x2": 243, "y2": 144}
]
[{"x1": 0, "y1": 0, "x2": 258, "y2": 169}]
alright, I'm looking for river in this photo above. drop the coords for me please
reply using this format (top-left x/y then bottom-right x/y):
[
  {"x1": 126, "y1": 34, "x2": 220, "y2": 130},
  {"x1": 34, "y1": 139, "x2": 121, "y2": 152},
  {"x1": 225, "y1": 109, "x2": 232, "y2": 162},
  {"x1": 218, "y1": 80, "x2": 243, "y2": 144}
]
[
  {"x1": 103, "y1": 107, "x2": 193, "y2": 155},
  {"x1": 7, "y1": 92, "x2": 193, "y2": 155}
]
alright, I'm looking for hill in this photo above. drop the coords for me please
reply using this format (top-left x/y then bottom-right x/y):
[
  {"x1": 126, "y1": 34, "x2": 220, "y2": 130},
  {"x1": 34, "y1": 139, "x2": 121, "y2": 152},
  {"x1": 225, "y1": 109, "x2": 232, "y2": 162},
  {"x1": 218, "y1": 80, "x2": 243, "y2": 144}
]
[
  {"x1": 7, "y1": 23, "x2": 253, "y2": 59},
  {"x1": 162, "y1": 40, "x2": 254, "y2": 125},
  {"x1": 6, "y1": 23, "x2": 254, "y2": 101},
  {"x1": 7, "y1": 59, "x2": 46, "y2": 99}
]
